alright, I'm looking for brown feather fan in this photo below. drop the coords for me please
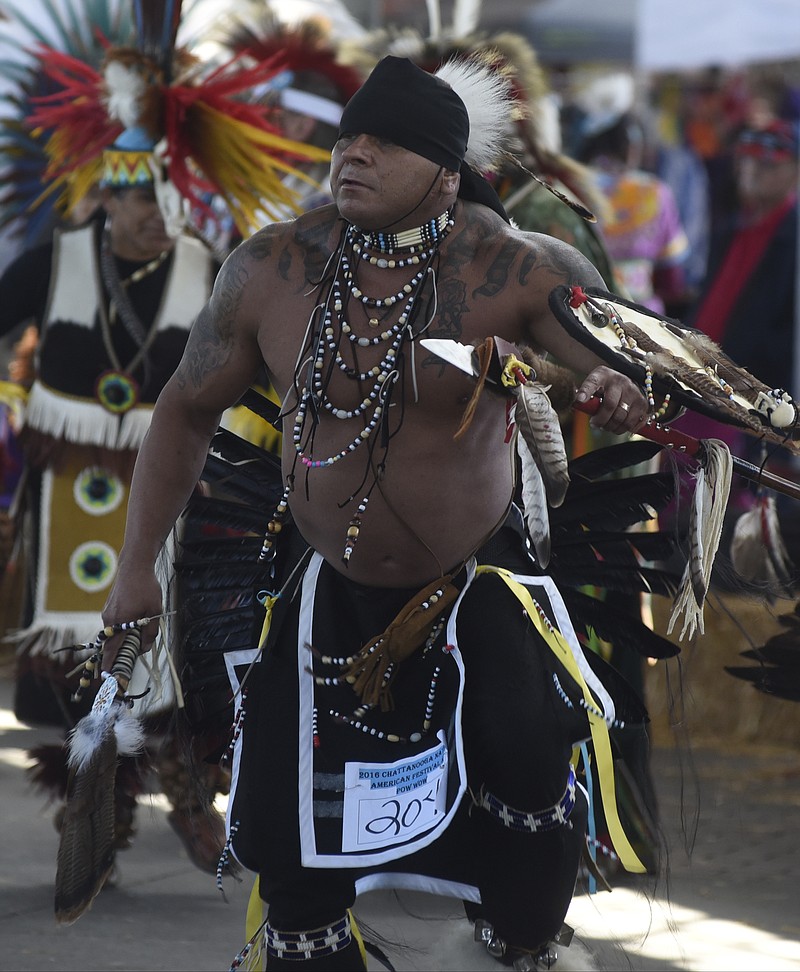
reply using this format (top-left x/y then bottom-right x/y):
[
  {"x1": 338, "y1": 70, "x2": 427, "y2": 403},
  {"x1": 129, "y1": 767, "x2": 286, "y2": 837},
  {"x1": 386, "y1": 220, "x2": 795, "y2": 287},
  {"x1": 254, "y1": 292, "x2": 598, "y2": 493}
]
[{"x1": 55, "y1": 630, "x2": 144, "y2": 924}]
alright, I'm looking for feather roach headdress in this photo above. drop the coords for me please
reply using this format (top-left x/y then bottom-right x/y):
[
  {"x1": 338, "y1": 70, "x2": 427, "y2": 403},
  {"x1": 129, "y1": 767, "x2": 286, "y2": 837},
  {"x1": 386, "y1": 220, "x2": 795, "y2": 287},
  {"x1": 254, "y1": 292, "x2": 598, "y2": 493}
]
[
  {"x1": 11, "y1": 0, "x2": 332, "y2": 238},
  {"x1": 214, "y1": 5, "x2": 364, "y2": 128}
]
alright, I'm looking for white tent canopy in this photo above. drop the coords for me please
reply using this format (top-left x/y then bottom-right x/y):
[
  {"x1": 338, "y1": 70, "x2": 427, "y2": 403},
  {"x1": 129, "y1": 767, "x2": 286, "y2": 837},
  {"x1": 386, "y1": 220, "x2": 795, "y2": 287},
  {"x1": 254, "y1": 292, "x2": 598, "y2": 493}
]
[
  {"x1": 636, "y1": 0, "x2": 800, "y2": 71},
  {"x1": 499, "y1": 0, "x2": 800, "y2": 69}
]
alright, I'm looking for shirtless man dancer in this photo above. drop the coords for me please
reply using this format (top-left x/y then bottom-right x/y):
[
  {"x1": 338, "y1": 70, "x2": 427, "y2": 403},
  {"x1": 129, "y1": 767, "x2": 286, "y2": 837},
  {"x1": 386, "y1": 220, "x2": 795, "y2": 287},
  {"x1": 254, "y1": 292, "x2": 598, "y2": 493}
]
[{"x1": 103, "y1": 57, "x2": 647, "y2": 970}]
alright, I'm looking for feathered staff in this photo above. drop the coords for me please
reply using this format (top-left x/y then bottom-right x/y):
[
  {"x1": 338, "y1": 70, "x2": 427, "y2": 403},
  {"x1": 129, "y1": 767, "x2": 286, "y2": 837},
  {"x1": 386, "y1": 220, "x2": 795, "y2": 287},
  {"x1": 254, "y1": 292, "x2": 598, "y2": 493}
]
[
  {"x1": 552, "y1": 284, "x2": 800, "y2": 636},
  {"x1": 551, "y1": 285, "x2": 800, "y2": 444},
  {"x1": 55, "y1": 625, "x2": 146, "y2": 924}
]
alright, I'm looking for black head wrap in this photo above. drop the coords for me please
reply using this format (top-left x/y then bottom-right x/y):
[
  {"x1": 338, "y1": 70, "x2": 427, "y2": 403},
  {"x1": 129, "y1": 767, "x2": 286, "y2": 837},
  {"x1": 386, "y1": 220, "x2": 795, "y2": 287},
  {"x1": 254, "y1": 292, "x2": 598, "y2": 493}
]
[{"x1": 339, "y1": 56, "x2": 509, "y2": 222}]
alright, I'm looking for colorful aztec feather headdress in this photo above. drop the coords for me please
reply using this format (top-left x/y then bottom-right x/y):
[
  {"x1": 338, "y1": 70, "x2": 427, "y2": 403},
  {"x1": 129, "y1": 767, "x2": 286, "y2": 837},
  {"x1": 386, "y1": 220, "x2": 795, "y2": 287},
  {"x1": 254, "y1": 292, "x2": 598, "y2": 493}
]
[
  {"x1": 8, "y1": 0, "x2": 332, "y2": 238},
  {"x1": 0, "y1": 0, "x2": 137, "y2": 248}
]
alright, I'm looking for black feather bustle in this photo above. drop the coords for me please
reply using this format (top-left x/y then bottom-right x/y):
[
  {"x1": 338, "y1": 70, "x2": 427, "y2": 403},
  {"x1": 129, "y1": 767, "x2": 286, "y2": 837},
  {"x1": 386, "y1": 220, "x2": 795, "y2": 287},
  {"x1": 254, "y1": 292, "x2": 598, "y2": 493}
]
[
  {"x1": 237, "y1": 386, "x2": 282, "y2": 426},
  {"x1": 210, "y1": 426, "x2": 282, "y2": 467},
  {"x1": 553, "y1": 563, "x2": 679, "y2": 598},
  {"x1": 183, "y1": 496, "x2": 268, "y2": 534},
  {"x1": 551, "y1": 473, "x2": 675, "y2": 533},
  {"x1": 551, "y1": 530, "x2": 678, "y2": 568},
  {"x1": 569, "y1": 441, "x2": 664, "y2": 482},
  {"x1": 561, "y1": 589, "x2": 681, "y2": 659},
  {"x1": 741, "y1": 639, "x2": 800, "y2": 667},
  {"x1": 200, "y1": 455, "x2": 283, "y2": 506},
  {"x1": 179, "y1": 535, "x2": 265, "y2": 558},
  {"x1": 724, "y1": 666, "x2": 800, "y2": 700}
]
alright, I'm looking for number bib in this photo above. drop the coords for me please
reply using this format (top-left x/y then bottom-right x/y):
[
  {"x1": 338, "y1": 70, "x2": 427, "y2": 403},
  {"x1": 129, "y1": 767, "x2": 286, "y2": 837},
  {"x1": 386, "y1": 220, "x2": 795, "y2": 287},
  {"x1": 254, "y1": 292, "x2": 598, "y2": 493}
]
[{"x1": 342, "y1": 738, "x2": 449, "y2": 853}]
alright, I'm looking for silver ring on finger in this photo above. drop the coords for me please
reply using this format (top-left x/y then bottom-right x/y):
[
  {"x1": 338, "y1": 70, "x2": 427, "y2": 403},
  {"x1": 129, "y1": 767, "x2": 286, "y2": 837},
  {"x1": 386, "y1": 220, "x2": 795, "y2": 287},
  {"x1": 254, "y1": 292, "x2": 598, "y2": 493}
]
[{"x1": 619, "y1": 401, "x2": 630, "y2": 412}]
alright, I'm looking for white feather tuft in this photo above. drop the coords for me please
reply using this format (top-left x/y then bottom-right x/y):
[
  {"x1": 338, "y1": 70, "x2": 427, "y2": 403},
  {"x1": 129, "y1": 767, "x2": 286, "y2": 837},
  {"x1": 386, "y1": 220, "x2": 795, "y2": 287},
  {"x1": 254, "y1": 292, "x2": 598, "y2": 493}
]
[
  {"x1": 66, "y1": 702, "x2": 145, "y2": 773},
  {"x1": 103, "y1": 60, "x2": 147, "y2": 129},
  {"x1": 66, "y1": 711, "x2": 114, "y2": 774},
  {"x1": 113, "y1": 705, "x2": 146, "y2": 756},
  {"x1": 434, "y1": 57, "x2": 515, "y2": 172}
]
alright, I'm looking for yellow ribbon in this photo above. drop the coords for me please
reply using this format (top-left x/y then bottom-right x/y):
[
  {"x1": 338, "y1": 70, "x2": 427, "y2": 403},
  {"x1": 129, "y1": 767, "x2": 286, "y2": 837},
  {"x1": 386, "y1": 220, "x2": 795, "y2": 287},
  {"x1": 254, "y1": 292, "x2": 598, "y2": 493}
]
[{"x1": 476, "y1": 565, "x2": 646, "y2": 873}]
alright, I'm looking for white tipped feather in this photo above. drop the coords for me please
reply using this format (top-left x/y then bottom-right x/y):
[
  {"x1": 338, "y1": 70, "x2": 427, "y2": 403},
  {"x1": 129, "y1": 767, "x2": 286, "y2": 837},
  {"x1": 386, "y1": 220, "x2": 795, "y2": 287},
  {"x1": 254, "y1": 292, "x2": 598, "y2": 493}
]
[
  {"x1": 668, "y1": 439, "x2": 732, "y2": 640},
  {"x1": 730, "y1": 494, "x2": 794, "y2": 591},
  {"x1": 103, "y1": 60, "x2": 147, "y2": 129},
  {"x1": 112, "y1": 704, "x2": 146, "y2": 756},
  {"x1": 513, "y1": 382, "x2": 570, "y2": 508},
  {"x1": 517, "y1": 433, "x2": 552, "y2": 569},
  {"x1": 435, "y1": 57, "x2": 515, "y2": 172}
]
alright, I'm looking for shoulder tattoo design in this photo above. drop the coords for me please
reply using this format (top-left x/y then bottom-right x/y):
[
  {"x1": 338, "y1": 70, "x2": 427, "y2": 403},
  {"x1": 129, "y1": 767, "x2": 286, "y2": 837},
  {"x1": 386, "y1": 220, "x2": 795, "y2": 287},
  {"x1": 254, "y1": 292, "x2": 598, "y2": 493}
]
[{"x1": 177, "y1": 261, "x2": 247, "y2": 389}]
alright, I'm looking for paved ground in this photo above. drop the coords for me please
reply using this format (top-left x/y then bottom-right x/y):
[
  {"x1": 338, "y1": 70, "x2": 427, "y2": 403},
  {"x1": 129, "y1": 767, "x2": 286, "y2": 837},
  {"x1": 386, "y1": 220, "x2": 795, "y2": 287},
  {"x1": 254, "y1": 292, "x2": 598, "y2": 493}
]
[{"x1": 2, "y1": 671, "x2": 800, "y2": 972}]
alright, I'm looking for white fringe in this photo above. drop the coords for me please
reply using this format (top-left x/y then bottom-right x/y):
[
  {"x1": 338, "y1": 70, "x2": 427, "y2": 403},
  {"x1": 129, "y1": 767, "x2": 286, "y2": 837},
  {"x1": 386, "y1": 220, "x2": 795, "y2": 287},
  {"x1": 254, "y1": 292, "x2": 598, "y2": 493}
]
[{"x1": 23, "y1": 383, "x2": 153, "y2": 450}]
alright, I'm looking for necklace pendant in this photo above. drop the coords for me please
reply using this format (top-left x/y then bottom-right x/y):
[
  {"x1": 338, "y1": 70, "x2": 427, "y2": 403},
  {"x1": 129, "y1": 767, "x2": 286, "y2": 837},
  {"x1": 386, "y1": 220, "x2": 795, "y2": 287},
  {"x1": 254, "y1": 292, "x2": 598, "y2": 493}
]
[
  {"x1": 368, "y1": 318, "x2": 380, "y2": 328},
  {"x1": 95, "y1": 370, "x2": 140, "y2": 414}
]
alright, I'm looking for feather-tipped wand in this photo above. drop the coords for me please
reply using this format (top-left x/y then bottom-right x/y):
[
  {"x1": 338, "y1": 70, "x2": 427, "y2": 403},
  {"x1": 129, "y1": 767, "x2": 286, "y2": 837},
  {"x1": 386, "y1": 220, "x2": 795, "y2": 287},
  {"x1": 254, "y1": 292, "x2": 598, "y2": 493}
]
[{"x1": 55, "y1": 629, "x2": 144, "y2": 924}]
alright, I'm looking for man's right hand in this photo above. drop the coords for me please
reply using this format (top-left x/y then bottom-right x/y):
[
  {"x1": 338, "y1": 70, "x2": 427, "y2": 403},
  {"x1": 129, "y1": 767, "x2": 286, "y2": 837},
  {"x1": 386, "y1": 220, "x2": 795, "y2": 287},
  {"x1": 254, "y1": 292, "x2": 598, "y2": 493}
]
[{"x1": 101, "y1": 564, "x2": 163, "y2": 672}]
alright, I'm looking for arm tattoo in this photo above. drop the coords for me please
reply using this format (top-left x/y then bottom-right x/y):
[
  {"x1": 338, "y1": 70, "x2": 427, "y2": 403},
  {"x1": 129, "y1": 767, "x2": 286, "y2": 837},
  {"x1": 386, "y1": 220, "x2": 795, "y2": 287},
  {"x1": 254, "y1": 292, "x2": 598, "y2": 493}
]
[
  {"x1": 177, "y1": 263, "x2": 246, "y2": 389},
  {"x1": 247, "y1": 233, "x2": 276, "y2": 262}
]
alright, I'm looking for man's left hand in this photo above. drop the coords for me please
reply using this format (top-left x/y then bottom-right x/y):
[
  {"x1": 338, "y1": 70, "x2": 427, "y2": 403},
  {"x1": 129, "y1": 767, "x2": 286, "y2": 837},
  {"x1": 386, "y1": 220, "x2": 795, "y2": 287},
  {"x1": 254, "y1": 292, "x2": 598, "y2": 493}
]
[{"x1": 574, "y1": 366, "x2": 648, "y2": 434}]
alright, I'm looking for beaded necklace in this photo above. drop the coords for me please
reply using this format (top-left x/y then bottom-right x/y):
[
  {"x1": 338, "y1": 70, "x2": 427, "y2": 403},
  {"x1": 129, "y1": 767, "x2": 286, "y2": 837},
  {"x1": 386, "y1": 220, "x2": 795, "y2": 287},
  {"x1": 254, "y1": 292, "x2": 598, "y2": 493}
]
[
  {"x1": 259, "y1": 207, "x2": 455, "y2": 566},
  {"x1": 96, "y1": 231, "x2": 170, "y2": 414}
]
